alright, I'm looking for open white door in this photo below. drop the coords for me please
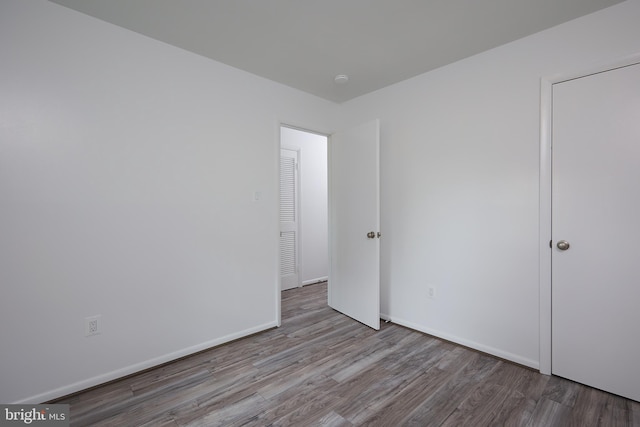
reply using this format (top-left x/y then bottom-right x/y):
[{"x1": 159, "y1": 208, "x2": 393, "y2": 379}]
[{"x1": 329, "y1": 119, "x2": 380, "y2": 330}]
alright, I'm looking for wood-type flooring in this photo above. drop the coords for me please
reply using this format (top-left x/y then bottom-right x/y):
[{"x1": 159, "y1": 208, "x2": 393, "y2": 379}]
[{"x1": 55, "y1": 282, "x2": 640, "y2": 426}]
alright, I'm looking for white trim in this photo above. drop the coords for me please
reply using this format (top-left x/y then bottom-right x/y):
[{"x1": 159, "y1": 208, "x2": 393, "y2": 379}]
[
  {"x1": 327, "y1": 134, "x2": 334, "y2": 308},
  {"x1": 302, "y1": 276, "x2": 328, "y2": 286},
  {"x1": 280, "y1": 123, "x2": 331, "y2": 138},
  {"x1": 383, "y1": 314, "x2": 539, "y2": 370},
  {"x1": 539, "y1": 77, "x2": 553, "y2": 375},
  {"x1": 274, "y1": 121, "x2": 282, "y2": 327},
  {"x1": 14, "y1": 321, "x2": 278, "y2": 404},
  {"x1": 539, "y1": 53, "x2": 640, "y2": 376},
  {"x1": 544, "y1": 53, "x2": 640, "y2": 86}
]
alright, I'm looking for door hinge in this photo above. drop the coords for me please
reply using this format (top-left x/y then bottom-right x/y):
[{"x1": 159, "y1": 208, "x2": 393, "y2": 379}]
[{"x1": 549, "y1": 240, "x2": 552, "y2": 248}]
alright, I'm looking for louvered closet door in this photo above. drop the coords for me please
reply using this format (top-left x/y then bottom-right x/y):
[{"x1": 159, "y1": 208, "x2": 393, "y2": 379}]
[{"x1": 280, "y1": 149, "x2": 299, "y2": 290}]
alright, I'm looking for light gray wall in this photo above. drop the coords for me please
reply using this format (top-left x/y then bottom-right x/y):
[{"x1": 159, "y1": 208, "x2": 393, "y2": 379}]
[
  {"x1": 0, "y1": 0, "x2": 336, "y2": 403},
  {"x1": 337, "y1": 0, "x2": 640, "y2": 368},
  {"x1": 281, "y1": 127, "x2": 329, "y2": 285}
]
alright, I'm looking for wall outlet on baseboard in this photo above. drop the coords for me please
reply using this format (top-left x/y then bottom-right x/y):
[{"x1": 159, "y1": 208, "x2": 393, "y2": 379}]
[
  {"x1": 427, "y1": 286, "x2": 437, "y2": 299},
  {"x1": 85, "y1": 315, "x2": 101, "y2": 337}
]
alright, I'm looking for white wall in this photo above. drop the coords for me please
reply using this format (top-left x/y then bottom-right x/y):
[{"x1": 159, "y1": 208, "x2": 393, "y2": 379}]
[
  {"x1": 280, "y1": 127, "x2": 328, "y2": 285},
  {"x1": 0, "y1": 0, "x2": 336, "y2": 404},
  {"x1": 338, "y1": 0, "x2": 640, "y2": 369}
]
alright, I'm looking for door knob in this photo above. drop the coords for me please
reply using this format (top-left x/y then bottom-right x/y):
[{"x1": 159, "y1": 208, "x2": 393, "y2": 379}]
[
  {"x1": 367, "y1": 231, "x2": 376, "y2": 239},
  {"x1": 557, "y1": 240, "x2": 570, "y2": 251}
]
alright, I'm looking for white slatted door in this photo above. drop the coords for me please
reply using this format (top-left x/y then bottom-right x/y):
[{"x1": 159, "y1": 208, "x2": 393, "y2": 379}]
[{"x1": 280, "y1": 149, "x2": 300, "y2": 290}]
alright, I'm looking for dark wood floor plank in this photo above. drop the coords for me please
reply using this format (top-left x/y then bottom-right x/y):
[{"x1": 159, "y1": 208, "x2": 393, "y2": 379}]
[
  {"x1": 130, "y1": 365, "x2": 213, "y2": 396},
  {"x1": 476, "y1": 360, "x2": 550, "y2": 425},
  {"x1": 315, "y1": 411, "x2": 354, "y2": 427},
  {"x1": 632, "y1": 400, "x2": 640, "y2": 427},
  {"x1": 53, "y1": 282, "x2": 639, "y2": 427},
  {"x1": 542, "y1": 375, "x2": 581, "y2": 407},
  {"x1": 61, "y1": 382, "x2": 134, "y2": 422},
  {"x1": 252, "y1": 321, "x2": 363, "y2": 371},
  {"x1": 568, "y1": 387, "x2": 633, "y2": 427},
  {"x1": 328, "y1": 363, "x2": 395, "y2": 418},
  {"x1": 381, "y1": 336, "x2": 453, "y2": 376},
  {"x1": 511, "y1": 363, "x2": 551, "y2": 400},
  {"x1": 178, "y1": 392, "x2": 267, "y2": 427},
  {"x1": 401, "y1": 352, "x2": 501, "y2": 426},
  {"x1": 440, "y1": 381, "x2": 511, "y2": 427},
  {"x1": 69, "y1": 369, "x2": 216, "y2": 426},
  {"x1": 262, "y1": 374, "x2": 337, "y2": 413},
  {"x1": 436, "y1": 345, "x2": 478, "y2": 373},
  {"x1": 357, "y1": 366, "x2": 454, "y2": 426},
  {"x1": 234, "y1": 374, "x2": 338, "y2": 427},
  {"x1": 527, "y1": 397, "x2": 573, "y2": 427},
  {"x1": 490, "y1": 389, "x2": 539, "y2": 427},
  {"x1": 328, "y1": 334, "x2": 399, "y2": 382}
]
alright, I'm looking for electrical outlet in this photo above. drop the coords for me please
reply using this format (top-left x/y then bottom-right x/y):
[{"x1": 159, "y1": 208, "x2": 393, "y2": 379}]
[
  {"x1": 85, "y1": 315, "x2": 101, "y2": 337},
  {"x1": 427, "y1": 286, "x2": 437, "y2": 299}
]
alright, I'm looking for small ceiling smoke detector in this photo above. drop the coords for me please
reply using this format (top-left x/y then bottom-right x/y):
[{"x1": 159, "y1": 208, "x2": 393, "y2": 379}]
[{"x1": 334, "y1": 74, "x2": 349, "y2": 84}]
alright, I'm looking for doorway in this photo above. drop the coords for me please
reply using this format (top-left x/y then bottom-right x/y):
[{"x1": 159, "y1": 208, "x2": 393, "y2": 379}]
[
  {"x1": 279, "y1": 126, "x2": 329, "y2": 291},
  {"x1": 279, "y1": 120, "x2": 381, "y2": 330}
]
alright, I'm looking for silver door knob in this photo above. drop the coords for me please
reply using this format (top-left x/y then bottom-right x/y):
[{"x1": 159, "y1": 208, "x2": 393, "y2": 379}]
[
  {"x1": 557, "y1": 240, "x2": 570, "y2": 251},
  {"x1": 367, "y1": 231, "x2": 375, "y2": 239}
]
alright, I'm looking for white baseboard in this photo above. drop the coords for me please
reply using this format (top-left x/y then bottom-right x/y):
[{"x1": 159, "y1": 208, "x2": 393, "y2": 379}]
[
  {"x1": 380, "y1": 313, "x2": 539, "y2": 370},
  {"x1": 16, "y1": 321, "x2": 278, "y2": 404},
  {"x1": 302, "y1": 276, "x2": 328, "y2": 286}
]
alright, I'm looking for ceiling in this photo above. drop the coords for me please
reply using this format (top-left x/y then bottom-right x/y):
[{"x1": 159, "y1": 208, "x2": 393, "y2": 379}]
[{"x1": 50, "y1": 0, "x2": 624, "y2": 103}]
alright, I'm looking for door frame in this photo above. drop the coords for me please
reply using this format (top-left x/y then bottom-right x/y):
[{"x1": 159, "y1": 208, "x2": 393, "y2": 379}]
[{"x1": 538, "y1": 53, "x2": 640, "y2": 375}]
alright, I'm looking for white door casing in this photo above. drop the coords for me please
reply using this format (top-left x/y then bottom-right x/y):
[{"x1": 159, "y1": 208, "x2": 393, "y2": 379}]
[
  {"x1": 550, "y1": 61, "x2": 640, "y2": 401},
  {"x1": 280, "y1": 148, "x2": 300, "y2": 291},
  {"x1": 329, "y1": 119, "x2": 380, "y2": 330}
]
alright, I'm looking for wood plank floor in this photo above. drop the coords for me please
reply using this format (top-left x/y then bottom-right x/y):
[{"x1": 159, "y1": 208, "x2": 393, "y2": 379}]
[{"x1": 55, "y1": 282, "x2": 640, "y2": 426}]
